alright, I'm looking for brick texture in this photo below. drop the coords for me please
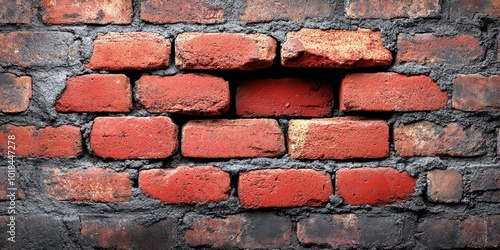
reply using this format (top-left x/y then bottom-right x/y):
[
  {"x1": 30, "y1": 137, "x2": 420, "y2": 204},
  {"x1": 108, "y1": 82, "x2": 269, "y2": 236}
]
[
  {"x1": 42, "y1": 167, "x2": 132, "y2": 202},
  {"x1": 238, "y1": 169, "x2": 333, "y2": 208},
  {"x1": 182, "y1": 119, "x2": 285, "y2": 158},
  {"x1": 450, "y1": 0, "x2": 500, "y2": 20},
  {"x1": 42, "y1": 0, "x2": 132, "y2": 25},
  {"x1": 427, "y1": 168, "x2": 462, "y2": 203},
  {"x1": 90, "y1": 117, "x2": 178, "y2": 160},
  {"x1": 281, "y1": 28, "x2": 392, "y2": 68},
  {"x1": 0, "y1": 0, "x2": 31, "y2": 24},
  {"x1": 288, "y1": 117, "x2": 389, "y2": 159},
  {"x1": 136, "y1": 74, "x2": 230, "y2": 115},
  {"x1": 0, "y1": 73, "x2": 32, "y2": 113},
  {"x1": 56, "y1": 74, "x2": 132, "y2": 113},
  {"x1": 141, "y1": 0, "x2": 224, "y2": 24},
  {"x1": 236, "y1": 78, "x2": 333, "y2": 117},
  {"x1": 139, "y1": 166, "x2": 230, "y2": 204},
  {"x1": 340, "y1": 72, "x2": 447, "y2": 112},
  {"x1": 452, "y1": 74, "x2": 500, "y2": 111},
  {"x1": 346, "y1": 0, "x2": 440, "y2": 19},
  {"x1": 469, "y1": 168, "x2": 500, "y2": 202},
  {"x1": 241, "y1": 0, "x2": 332, "y2": 22},
  {"x1": 175, "y1": 32, "x2": 277, "y2": 70}
]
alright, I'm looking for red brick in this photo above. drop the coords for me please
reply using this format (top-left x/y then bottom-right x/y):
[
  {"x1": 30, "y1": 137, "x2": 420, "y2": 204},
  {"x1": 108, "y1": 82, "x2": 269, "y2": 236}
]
[
  {"x1": 185, "y1": 214, "x2": 292, "y2": 249},
  {"x1": 0, "y1": 73, "x2": 32, "y2": 113},
  {"x1": 417, "y1": 218, "x2": 460, "y2": 248},
  {"x1": 139, "y1": 166, "x2": 230, "y2": 204},
  {"x1": 236, "y1": 78, "x2": 333, "y2": 117},
  {"x1": 42, "y1": 0, "x2": 132, "y2": 25},
  {"x1": 175, "y1": 32, "x2": 276, "y2": 70},
  {"x1": 56, "y1": 74, "x2": 131, "y2": 113},
  {"x1": 238, "y1": 169, "x2": 332, "y2": 208},
  {"x1": 469, "y1": 168, "x2": 500, "y2": 202},
  {"x1": 241, "y1": 0, "x2": 332, "y2": 22},
  {"x1": 136, "y1": 74, "x2": 230, "y2": 115},
  {"x1": 458, "y1": 216, "x2": 487, "y2": 248},
  {"x1": 336, "y1": 167, "x2": 416, "y2": 206},
  {"x1": 42, "y1": 167, "x2": 132, "y2": 202},
  {"x1": 394, "y1": 121, "x2": 486, "y2": 157},
  {"x1": 486, "y1": 215, "x2": 500, "y2": 248},
  {"x1": 427, "y1": 168, "x2": 462, "y2": 203},
  {"x1": 86, "y1": 32, "x2": 170, "y2": 70},
  {"x1": 0, "y1": 0, "x2": 31, "y2": 24},
  {"x1": 90, "y1": 116, "x2": 178, "y2": 160},
  {"x1": 81, "y1": 215, "x2": 177, "y2": 249},
  {"x1": 281, "y1": 28, "x2": 392, "y2": 68},
  {"x1": 0, "y1": 125, "x2": 82, "y2": 158},
  {"x1": 182, "y1": 119, "x2": 285, "y2": 158},
  {"x1": 452, "y1": 74, "x2": 500, "y2": 111},
  {"x1": 0, "y1": 167, "x2": 23, "y2": 201},
  {"x1": 340, "y1": 73, "x2": 447, "y2": 112},
  {"x1": 288, "y1": 117, "x2": 389, "y2": 160},
  {"x1": 397, "y1": 34, "x2": 484, "y2": 65},
  {"x1": 450, "y1": 0, "x2": 500, "y2": 20},
  {"x1": 0, "y1": 31, "x2": 77, "y2": 67},
  {"x1": 141, "y1": 0, "x2": 224, "y2": 24},
  {"x1": 346, "y1": 0, "x2": 440, "y2": 19}
]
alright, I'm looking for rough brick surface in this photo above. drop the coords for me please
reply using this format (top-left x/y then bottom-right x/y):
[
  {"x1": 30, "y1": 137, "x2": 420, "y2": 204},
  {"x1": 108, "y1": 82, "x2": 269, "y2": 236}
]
[
  {"x1": 56, "y1": 74, "x2": 131, "y2": 113},
  {"x1": 141, "y1": 0, "x2": 224, "y2": 24},
  {"x1": 417, "y1": 218, "x2": 460, "y2": 249},
  {"x1": 175, "y1": 32, "x2": 277, "y2": 70},
  {"x1": 0, "y1": 167, "x2": 23, "y2": 201},
  {"x1": 42, "y1": 0, "x2": 132, "y2": 25},
  {"x1": 288, "y1": 117, "x2": 389, "y2": 159},
  {"x1": 0, "y1": 0, "x2": 31, "y2": 24},
  {"x1": 0, "y1": 31, "x2": 76, "y2": 67},
  {"x1": 340, "y1": 73, "x2": 447, "y2": 112},
  {"x1": 90, "y1": 116, "x2": 178, "y2": 160},
  {"x1": 86, "y1": 32, "x2": 170, "y2": 70},
  {"x1": 182, "y1": 119, "x2": 285, "y2": 158},
  {"x1": 346, "y1": 0, "x2": 440, "y2": 19},
  {"x1": 238, "y1": 169, "x2": 333, "y2": 208},
  {"x1": 336, "y1": 167, "x2": 416, "y2": 206},
  {"x1": 427, "y1": 168, "x2": 462, "y2": 203},
  {"x1": 397, "y1": 34, "x2": 484, "y2": 65},
  {"x1": 0, "y1": 73, "x2": 32, "y2": 113},
  {"x1": 185, "y1": 214, "x2": 292, "y2": 249},
  {"x1": 0, "y1": 125, "x2": 82, "y2": 158},
  {"x1": 452, "y1": 74, "x2": 500, "y2": 111},
  {"x1": 81, "y1": 215, "x2": 177, "y2": 249},
  {"x1": 139, "y1": 166, "x2": 230, "y2": 204},
  {"x1": 469, "y1": 168, "x2": 500, "y2": 202},
  {"x1": 241, "y1": 0, "x2": 332, "y2": 22},
  {"x1": 136, "y1": 74, "x2": 230, "y2": 115},
  {"x1": 42, "y1": 167, "x2": 132, "y2": 202},
  {"x1": 236, "y1": 78, "x2": 333, "y2": 117},
  {"x1": 450, "y1": 0, "x2": 500, "y2": 20},
  {"x1": 394, "y1": 121, "x2": 486, "y2": 157},
  {"x1": 281, "y1": 28, "x2": 392, "y2": 68}
]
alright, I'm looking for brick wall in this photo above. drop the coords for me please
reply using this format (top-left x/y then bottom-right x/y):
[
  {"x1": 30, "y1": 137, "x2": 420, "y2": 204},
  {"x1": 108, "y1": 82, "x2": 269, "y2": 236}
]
[{"x1": 0, "y1": 0, "x2": 499, "y2": 249}]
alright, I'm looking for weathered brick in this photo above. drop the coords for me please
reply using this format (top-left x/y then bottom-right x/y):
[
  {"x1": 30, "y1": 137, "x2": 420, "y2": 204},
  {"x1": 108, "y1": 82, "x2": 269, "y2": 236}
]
[
  {"x1": 0, "y1": 167, "x2": 23, "y2": 201},
  {"x1": 459, "y1": 216, "x2": 488, "y2": 248},
  {"x1": 139, "y1": 166, "x2": 230, "y2": 204},
  {"x1": 241, "y1": 0, "x2": 332, "y2": 22},
  {"x1": 394, "y1": 121, "x2": 486, "y2": 157},
  {"x1": 281, "y1": 28, "x2": 392, "y2": 68},
  {"x1": 56, "y1": 74, "x2": 131, "y2": 113},
  {"x1": 42, "y1": 0, "x2": 132, "y2": 25},
  {"x1": 236, "y1": 78, "x2": 333, "y2": 117},
  {"x1": 486, "y1": 215, "x2": 500, "y2": 248},
  {"x1": 238, "y1": 169, "x2": 333, "y2": 208},
  {"x1": 42, "y1": 167, "x2": 132, "y2": 202},
  {"x1": 0, "y1": 125, "x2": 82, "y2": 158},
  {"x1": 397, "y1": 34, "x2": 484, "y2": 65},
  {"x1": 346, "y1": 0, "x2": 440, "y2": 19},
  {"x1": 0, "y1": 0, "x2": 31, "y2": 24},
  {"x1": 340, "y1": 73, "x2": 447, "y2": 112},
  {"x1": 182, "y1": 119, "x2": 285, "y2": 158},
  {"x1": 469, "y1": 168, "x2": 500, "y2": 202},
  {"x1": 81, "y1": 215, "x2": 177, "y2": 249},
  {"x1": 185, "y1": 213, "x2": 292, "y2": 249},
  {"x1": 136, "y1": 74, "x2": 230, "y2": 115},
  {"x1": 336, "y1": 167, "x2": 416, "y2": 206},
  {"x1": 141, "y1": 0, "x2": 224, "y2": 24},
  {"x1": 427, "y1": 168, "x2": 462, "y2": 203},
  {"x1": 417, "y1": 218, "x2": 460, "y2": 249},
  {"x1": 175, "y1": 32, "x2": 276, "y2": 70},
  {"x1": 86, "y1": 32, "x2": 170, "y2": 70},
  {"x1": 450, "y1": 0, "x2": 500, "y2": 20},
  {"x1": 0, "y1": 31, "x2": 76, "y2": 67},
  {"x1": 0, "y1": 73, "x2": 32, "y2": 113},
  {"x1": 90, "y1": 116, "x2": 178, "y2": 160},
  {"x1": 288, "y1": 117, "x2": 389, "y2": 160},
  {"x1": 452, "y1": 74, "x2": 500, "y2": 111}
]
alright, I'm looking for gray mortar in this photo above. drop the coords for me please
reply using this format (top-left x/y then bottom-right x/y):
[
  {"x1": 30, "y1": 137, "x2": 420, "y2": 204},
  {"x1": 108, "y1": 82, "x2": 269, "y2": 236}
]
[{"x1": 0, "y1": 0, "x2": 499, "y2": 249}]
